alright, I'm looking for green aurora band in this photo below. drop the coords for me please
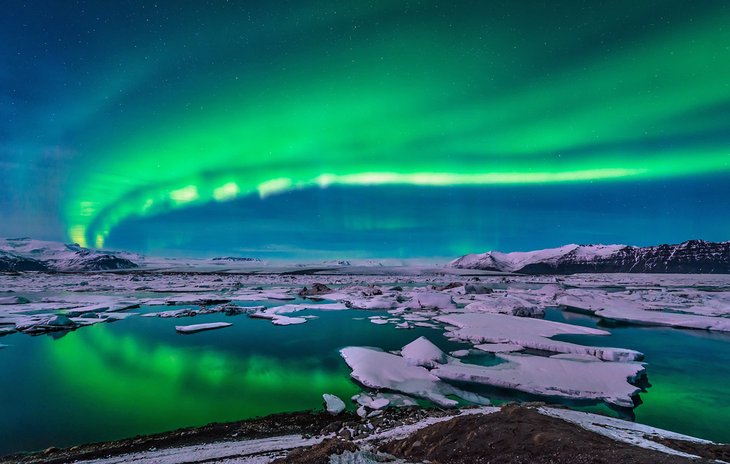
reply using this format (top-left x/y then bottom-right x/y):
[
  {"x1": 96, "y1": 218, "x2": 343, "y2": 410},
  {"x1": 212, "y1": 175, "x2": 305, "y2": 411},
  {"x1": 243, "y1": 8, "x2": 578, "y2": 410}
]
[{"x1": 46, "y1": 1, "x2": 729, "y2": 247}]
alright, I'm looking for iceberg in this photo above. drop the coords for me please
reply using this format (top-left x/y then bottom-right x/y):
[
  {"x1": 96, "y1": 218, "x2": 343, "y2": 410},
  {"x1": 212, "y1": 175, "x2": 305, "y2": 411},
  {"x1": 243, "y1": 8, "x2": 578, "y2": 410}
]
[{"x1": 436, "y1": 313, "x2": 643, "y2": 362}]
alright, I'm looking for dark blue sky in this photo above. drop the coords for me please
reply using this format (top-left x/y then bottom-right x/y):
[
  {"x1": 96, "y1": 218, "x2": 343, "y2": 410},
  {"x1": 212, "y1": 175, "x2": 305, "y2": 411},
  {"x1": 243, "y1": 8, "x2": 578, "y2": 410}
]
[{"x1": 2, "y1": 1, "x2": 729, "y2": 258}]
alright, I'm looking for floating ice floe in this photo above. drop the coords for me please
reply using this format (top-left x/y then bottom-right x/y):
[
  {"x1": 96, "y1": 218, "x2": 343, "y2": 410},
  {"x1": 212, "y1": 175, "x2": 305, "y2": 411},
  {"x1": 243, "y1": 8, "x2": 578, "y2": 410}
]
[
  {"x1": 323, "y1": 393, "x2": 346, "y2": 414},
  {"x1": 340, "y1": 346, "x2": 489, "y2": 408},
  {"x1": 432, "y1": 353, "x2": 645, "y2": 408},
  {"x1": 449, "y1": 349, "x2": 471, "y2": 357},
  {"x1": 368, "y1": 317, "x2": 389, "y2": 325},
  {"x1": 474, "y1": 343, "x2": 524, "y2": 353},
  {"x1": 143, "y1": 304, "x2": 264, "y2": 318},
  {"x1": 352, "y1": 392, "x2": 418, "y2": 409},
  {"x1": 15, "y1": 314, "x2": 78, "y2": 333},
  {"x1": 459, "y1": 294, "x2": 544, "y2": 318},
  {"x1": 246, "y1": 302, "x2": 345, "y2": 326},
  {"x1": 249, "y1": 311, "x2": 308, "y2": 326},
  {"x1": 402, "y1": 292, "x2": 456, "y2": 311},
  {"x1": 265, "y1": 302, "x2": 348, "y2": 314},
  {"x1": 0, "y1": 296, "x2": 29, "y2": 305},
  {"x1": 0, "y1": 326, "x2": 15, "y2": 336},
  {"x1": 436, "y1": 313, "x2": 643, "y2": 362},
  {"x1": 156, "y1": 295, "x2": 232, "y2": 306},
  {"x1": 558, "y1": 290, "x2": 730, "y2": 332},
  {"x1": 412, "y1": 322, "x2": 439, "y2": 329},
  {"x1": 271, "y1": 315, "x2": 308, "y2": 326},
  {"x1": 175, "y1": 322, "x2": 232, "y2": 333},
  {"x1": 341, "y1": 295, "x2": 399, "y2": 310},
  {"x1": 232, "y1": 290, "x2": 296, "y2": 301}
]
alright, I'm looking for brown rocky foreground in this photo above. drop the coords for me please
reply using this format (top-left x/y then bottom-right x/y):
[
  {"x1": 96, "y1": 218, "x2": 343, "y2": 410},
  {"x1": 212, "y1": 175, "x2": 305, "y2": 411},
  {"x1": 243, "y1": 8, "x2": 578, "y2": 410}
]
[{"x1": 3, "y1": 405, "x2": 728, "y2": 464}]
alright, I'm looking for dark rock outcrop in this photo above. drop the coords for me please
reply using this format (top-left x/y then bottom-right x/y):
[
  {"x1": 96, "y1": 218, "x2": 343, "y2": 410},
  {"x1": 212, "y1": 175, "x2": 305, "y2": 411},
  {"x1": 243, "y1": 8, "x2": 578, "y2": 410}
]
[{"x1": 0, "y1": 251, "x2": 49, "y2": 272}]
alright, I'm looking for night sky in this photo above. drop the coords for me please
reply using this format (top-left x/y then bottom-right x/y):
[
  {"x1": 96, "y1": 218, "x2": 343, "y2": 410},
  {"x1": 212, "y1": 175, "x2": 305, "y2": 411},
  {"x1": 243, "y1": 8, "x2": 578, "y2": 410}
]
[{"x1": 2, "y1": 1, "x2": 729, "y2": 259}]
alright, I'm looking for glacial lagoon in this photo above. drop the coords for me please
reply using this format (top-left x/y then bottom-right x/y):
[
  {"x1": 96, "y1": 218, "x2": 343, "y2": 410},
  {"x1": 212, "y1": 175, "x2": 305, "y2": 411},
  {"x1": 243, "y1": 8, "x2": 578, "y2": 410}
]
[{"x1": 1, "y1": 301, "x2": 729, "y2": 455}]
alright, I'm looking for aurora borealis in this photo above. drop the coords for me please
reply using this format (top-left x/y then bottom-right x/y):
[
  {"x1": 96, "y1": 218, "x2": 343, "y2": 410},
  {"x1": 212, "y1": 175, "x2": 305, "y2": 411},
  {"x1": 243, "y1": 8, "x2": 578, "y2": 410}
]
[{"x1": 2, "y1": 1, "x2": 730, "y2": 257}]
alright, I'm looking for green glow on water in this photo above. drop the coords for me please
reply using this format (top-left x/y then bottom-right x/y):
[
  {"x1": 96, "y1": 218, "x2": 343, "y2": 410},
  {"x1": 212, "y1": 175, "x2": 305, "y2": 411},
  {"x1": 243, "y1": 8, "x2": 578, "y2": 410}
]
[
  {"x1": 0, "y1": 308, "x2": 465, "y2": 454},
  {"x1": 1, "y1": 307, "x2": 729, "y2": 453},
  {"x1": 548, "y1": 309, "x2": 730, "y2": 443}
]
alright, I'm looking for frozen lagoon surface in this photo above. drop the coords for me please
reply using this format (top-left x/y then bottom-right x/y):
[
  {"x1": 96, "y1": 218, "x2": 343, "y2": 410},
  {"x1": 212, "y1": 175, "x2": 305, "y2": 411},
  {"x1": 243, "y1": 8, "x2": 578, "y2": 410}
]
[{"x1": 1, "y1": 270, "x2": 729, "y2": 454}]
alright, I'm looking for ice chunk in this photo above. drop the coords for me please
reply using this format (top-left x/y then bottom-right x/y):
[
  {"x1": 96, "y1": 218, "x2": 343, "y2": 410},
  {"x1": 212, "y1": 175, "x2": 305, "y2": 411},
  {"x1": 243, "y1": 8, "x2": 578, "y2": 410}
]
[
  {"x1": 449, "y1": 349, "x2": 471, "y2": 357},
  {"x1": 271, "y1": 315, "x2": 307, "y2": 326},
  {"x1": 175, "y1": 322, "x2": 232, "y2": 334},
  {"x1": 15, "y1": 314, "x2": 78, "y2": 333},
  {"x1": 346, "y1": 295, "x2": 399, "y2": 310},
  {"x1": 474, "y1": 343, "x2": 524, "y2": 353},
  {"x1": 322, "y1": 393, "x2": 346, "y2": 414},
  {"x1": 352, "y1": 392, "x2": 418, "y2": 409},
  {"x1": 401, "y1": 336, "x2": 447, "y2": 368},
  {"x1": 266, "y1": 302, "x2": 348, "y2": 314},
  {"x1": 249, "y1": 311, "x2": 308, "y2": 326},
  {"x1": 463, "y1": 295, "x2": 543, "y2": 318},
  {"x1": 369, "y1": 398, "x2": 389, "y2": 410}
]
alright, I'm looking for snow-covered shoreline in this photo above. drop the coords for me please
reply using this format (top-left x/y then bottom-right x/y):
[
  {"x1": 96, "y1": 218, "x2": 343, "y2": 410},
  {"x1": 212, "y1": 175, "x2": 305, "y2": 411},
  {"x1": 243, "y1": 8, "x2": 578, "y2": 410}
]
[{"x1": 3, "y1": 405, "x2": 725, "y2": 464}]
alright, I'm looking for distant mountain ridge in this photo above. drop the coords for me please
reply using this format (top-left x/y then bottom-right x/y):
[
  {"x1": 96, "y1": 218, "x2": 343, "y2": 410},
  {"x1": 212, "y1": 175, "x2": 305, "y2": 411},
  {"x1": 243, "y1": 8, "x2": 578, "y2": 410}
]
[
  {"x1": 0, "y1": 238, "x2": 138, "y2": 272},
  {"x1": 451, "y1": 240, "x2": 730, "y2": 274}
]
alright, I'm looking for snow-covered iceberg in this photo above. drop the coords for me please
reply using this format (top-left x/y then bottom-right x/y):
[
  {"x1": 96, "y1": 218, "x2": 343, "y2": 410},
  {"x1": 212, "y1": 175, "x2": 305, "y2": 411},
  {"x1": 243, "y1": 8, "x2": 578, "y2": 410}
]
[
  {"x1": 340, "y1": 346, "x2": 488, "y2": 408},
  {"x1": 436, "y1": 313, "x2": 643, "y2": 362},
  {"x1": 433, "y1": 354, "x2": 645, "y2": 408}
]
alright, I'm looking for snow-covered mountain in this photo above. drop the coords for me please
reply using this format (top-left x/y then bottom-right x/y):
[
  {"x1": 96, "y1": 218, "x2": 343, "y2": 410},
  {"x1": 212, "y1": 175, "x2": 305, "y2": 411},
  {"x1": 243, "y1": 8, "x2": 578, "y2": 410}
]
[
  {"x1": 451, "y1": 240, "x2": 730, "y2": 274},
  {"x1": 0, "y1": 250, "x2": 49, "y2": 272},
  {"x1": 0, "y1": 238, "x2": 139, "y2": 272}
]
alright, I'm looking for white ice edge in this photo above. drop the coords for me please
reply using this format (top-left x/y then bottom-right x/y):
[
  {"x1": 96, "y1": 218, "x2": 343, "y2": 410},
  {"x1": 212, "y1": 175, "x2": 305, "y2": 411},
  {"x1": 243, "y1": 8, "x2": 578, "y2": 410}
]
[
  {"x1": 537, "y1": 407, "x2": 712, "y2": 459},
  {"x1": 359, "y1": 406, "x2": 500, "y2": 443},
  {"x1": 55, "y1": 406, "x2": 715, "y2": 463},
  {"x1": 78, "y1": 434, "x2": 327, "y2": 464}
]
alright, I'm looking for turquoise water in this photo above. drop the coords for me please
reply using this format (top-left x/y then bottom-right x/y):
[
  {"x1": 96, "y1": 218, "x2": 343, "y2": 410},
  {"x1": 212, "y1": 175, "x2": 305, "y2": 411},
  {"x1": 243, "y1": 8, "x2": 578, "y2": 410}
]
[
  {"x1": 546, "y1": 308, "x2": 730, "y2": 443},
  {"x1": 0, "y1": 307, "x2": 467, "y2": 455},
  {"x1": 1, "y1": 305, "x2": 729, "y2": 454}
]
